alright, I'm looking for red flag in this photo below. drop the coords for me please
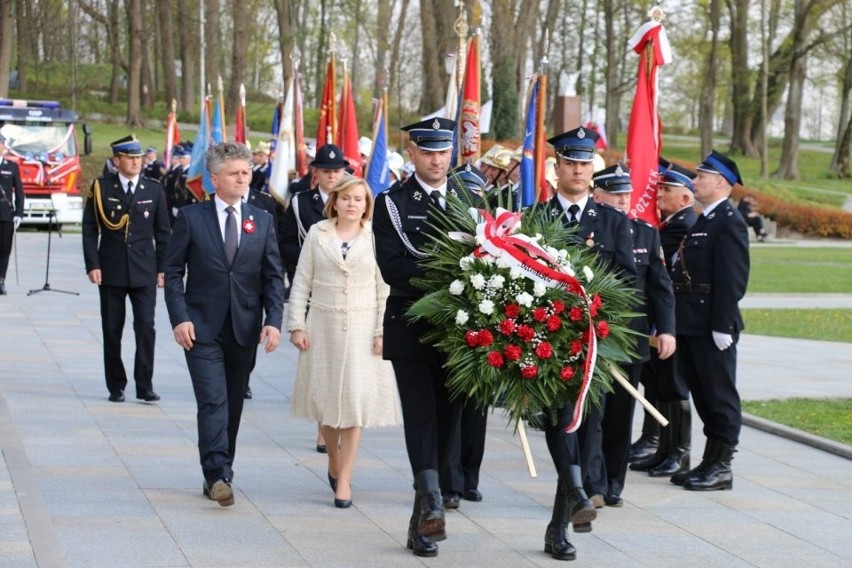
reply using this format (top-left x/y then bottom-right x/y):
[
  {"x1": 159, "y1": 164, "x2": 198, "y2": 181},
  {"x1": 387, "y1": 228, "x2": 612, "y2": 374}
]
[
  {"x1": 336, "y1": 68, "x2": 362, "y2": 177},
  {"x1": 625, "y1": 19, "x2": 671, "y2": 226},
  {"x1": 535, "y1": 73, "x2": 548, "y2": 202},
  {"x1": 234, "y1": 84, "x2": 246, "y2": 144},
  {"x1": 294, "y1": 70, "x2": 308, "y2": 178},
  {"x1": 316, "y1": 58, "x2": 337, "y2": 146},
  {"x1": 459, "y1": 36, "x2": 481, "y2": 163}
]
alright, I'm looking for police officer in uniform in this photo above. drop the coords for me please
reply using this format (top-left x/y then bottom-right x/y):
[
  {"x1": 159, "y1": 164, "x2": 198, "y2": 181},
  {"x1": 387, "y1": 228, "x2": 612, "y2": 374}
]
[
  {"x1": 163, "y1": 145, "x2": 187, "y2": 226},
  {"x1": 143, "y1": 146, "x2": 164, "y2": 183},
  {"x1": 539, "y1": 127, "x2": 635, "y2": 561},
  {"x1": 585, "y1": 165, "x2": 675, "y2": 507},
  {"x1": 669, "y1": 150, "x2": 749, "y2": 491},
  {"x1": 172, "y1": 145, "x2": 203, "y2": 217},
  {"x1": 373, "y1": 117, "x2": 478, "y2": 558},
  {"x1": 250, "y1": 141, "x2": 271, "y2": 192},
  {"x1": 82, "y1": 135, "x2": 171, "y2": 402},
  {"x1": 631, "y1": 162, "x2": 698, "y2": 478},
  {"x1": 0, "y1": 134, "x2": 24, "y2": 295}
]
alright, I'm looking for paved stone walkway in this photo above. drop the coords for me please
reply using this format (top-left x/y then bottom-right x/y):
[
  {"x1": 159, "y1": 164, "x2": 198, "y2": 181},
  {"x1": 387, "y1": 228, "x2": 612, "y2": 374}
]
[{"x1": 0, "y1": 230, "x2": 850, "y2": 568}]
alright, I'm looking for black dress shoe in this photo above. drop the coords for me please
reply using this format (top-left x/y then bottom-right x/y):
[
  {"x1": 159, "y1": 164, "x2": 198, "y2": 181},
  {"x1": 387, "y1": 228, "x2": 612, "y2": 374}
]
[
  {"x1": 244, "y1": 387, "x2": 252, "y2": 399},
  {"x1": 463, "y1": 488, "x2": 483, "y2": 502},
  {"x1": 605, "y1": 494, "x2": 623, "y2": 507},
  {"x1": 203, "y1": 479, "x2": 234, "y2": 507},
  {"x1": 316, "y1": 444, "x2": 327, "y2": 454},
  {"x1": 136, "y1": 390, "x2": 160, "y2": 402},
  {"x1": 442, "y1": 492, "x2": 461, "y2": 509},
  {"x1": 108, "y1": 390, "x2": 125, "y2": 402}
]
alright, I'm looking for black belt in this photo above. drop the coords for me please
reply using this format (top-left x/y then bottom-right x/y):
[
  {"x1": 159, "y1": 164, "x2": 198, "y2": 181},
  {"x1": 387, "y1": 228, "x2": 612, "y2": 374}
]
[
  {"x1": 673, "y1": 283, "x2": 712, "y2": 294},
  {"x1": 389, "y1": 288, "x2": 418, "y2": 298}
]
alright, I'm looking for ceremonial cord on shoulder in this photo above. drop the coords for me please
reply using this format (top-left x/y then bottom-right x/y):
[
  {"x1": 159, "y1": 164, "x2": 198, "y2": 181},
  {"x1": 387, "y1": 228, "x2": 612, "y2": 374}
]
[{"x1": 92, "y1": 179, "x2": 130, "y2": 241}]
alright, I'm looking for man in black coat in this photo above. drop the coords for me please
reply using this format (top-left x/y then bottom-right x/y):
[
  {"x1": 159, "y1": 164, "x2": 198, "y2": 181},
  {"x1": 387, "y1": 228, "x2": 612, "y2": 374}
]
[
  {"x1": 585, "y1": 164, "x2": 675, "y2": 507},
  {"x1": 373, "y1": 117, "x2": 477, "y2": 559},
  {"x1": 82, "y1": 135, "x2": 171, "y2": 402},
  {"x1": 539, "y1": 127, "x2": 636, "y2": 561},
  {"x1": 669, "y1": 150, "x2": 749, "y2": 491},
  {"x1": 0, "y1": 134, "x2": 24, "y2": 295},
  {"x1": 164, "y1": 142, "x2": 285, "y2": 507},
  {"x1": 631, "y1": 162, "x2": 698, "y2": 478},
  {"x1": 142, "y1": 146, "x2": 164, "y2": 183}
]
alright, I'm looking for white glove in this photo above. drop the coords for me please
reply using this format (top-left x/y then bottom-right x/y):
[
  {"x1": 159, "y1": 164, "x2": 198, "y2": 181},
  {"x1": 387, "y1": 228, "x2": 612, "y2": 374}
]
[
  {"x1": 172, "y1": 207, "x2": 179, "y2": 218},
  {"x1": 13, "y1": 216, "x2": 22, "y2": 230},
  {"x1": 712, "y1": 331, "x2": 734, "y2": 351}
]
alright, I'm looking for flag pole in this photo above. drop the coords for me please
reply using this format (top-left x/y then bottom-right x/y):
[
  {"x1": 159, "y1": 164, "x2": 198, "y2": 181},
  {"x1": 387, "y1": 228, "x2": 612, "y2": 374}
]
[{"x1": 534, "y1": 32, "x2": 549, "y2": 202}]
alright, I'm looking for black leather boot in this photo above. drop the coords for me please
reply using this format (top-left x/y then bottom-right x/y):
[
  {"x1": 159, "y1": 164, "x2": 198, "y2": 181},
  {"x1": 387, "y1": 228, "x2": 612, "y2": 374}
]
[
  {"x1": 630, "y1": 401, "x2": 672, "y2": 472},
  {"x1": 565, "y1": 465, "x2": 596, "y2": 533},
  {"x1": 684, "y1": 441, "x2": 735, "y2": 491},
  {"x1": 627, "y1": 410, "x2": 659, "y2": 462},
  {"x1": 671, "y1": 438, "x2": 716, "y2": 486},
  {"x1": 544, "y1": 479, "x2": 577, "y2": 561},
  {"x1": 413, "y1": 470, "x2": 445, "y2": 542},
  {"x1": 407, "y1": 492, "x2": 438, "y2": 557},
  {"x1": 649, "y1": 400, "x2": 691, "y2": 477}
]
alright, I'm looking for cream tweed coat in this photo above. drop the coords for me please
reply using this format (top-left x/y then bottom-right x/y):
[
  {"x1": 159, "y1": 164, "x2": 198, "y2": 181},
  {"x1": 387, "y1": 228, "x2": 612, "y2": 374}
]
[{"x1": 287, "y1": 219, "x2": 402, "y2": 428}]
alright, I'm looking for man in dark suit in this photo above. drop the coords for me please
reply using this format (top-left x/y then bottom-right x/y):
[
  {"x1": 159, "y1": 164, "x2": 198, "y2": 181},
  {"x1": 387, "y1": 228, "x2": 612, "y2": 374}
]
[
  {"x1": 585, "y1": 164, "x2": 676, "y2": 508},
  {"x1": 0, "y1": 134, "x2": 24, "y2": 295},
  {"x1": 164, "y1": 142, "x2": 285, "y2": 507},
  {"x1": 82, "y1": 135, "x2": 170, "y2": 403},
  {"x1": 373, "y1": 117, "x2": 476, "y2": 559},
  {"x1": 631, "y1": 162, "x2": 698, "y2": 478},
  {"x1": 669, "y1": 150, "x2": 749, "y2": 491},
  {"x1": 540, "y1": 127, "x2": 635, "y2": 560}
]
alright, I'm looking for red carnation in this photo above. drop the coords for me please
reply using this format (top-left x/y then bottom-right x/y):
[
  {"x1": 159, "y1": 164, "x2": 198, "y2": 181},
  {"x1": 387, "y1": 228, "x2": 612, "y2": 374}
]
[
  {"x1": 596, "y1": 320, "x2": 611, "y2": 339},
  {"x1": 465, "y1": 330, "x2": 479, "y2": 347},
  {"x1": 590, "y1": 304, "x2": 599, "y2": 318},
  {"x1": 517, "y1": 325, "x2": 536, "y2": 342},
  {"x1": 535, "y1": 341, "x2": 554, "y2": 359},
  {"x1": 551, "y1": 300, "x2": 565, "y2": 314},
  {"x1": 504, "y1": 304, "x2": 521, "y2": 318},
  {"x1": 477, "y1": 329, "x2": 495, "y2": 347},
  {"x1": 532, "y1": 307, "x2": 548, "y2": 322},
  {"x1": 546, "y1": 315, "x2": 562, "y2": 332},
  {"x1": 592, "y1": 294, "x2": 603, "y2": 308},
  {"x1": 504, "y1": 344, "x2": 522, "y2": 361},
  {"x1": 560, "y1": 366, "x2": 575, "y2": 382},
  {"x1": 498, "y1": 319, "x2": 517, "y2": 336},
  {"x1": 570, "y1": 340, "x2": 583, "y2": 355},
  {"x1": 569, "y1": 306, "x2": 583, "y2": 322},
  {"x1": 486, "y1": 350, "x2": 505, "y2": 367},
  {"x1": 521, "y1": 365, "x2": 538, "y2": 379}
]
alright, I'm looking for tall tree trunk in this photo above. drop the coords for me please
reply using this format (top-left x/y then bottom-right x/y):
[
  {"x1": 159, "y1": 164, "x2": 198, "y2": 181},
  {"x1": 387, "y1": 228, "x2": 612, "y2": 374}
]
[
  {"x1": 227, "y1": 1, "x2": 248, "y2": 124},
  {"x1": 773, "y1": 53, "x2": 806, "y2": 179},
  {"x1": 108, "y1": 0, "x2": 122, "y2": 104},
  {"x1": 727, "y1": 0, "x2": 754, "y2": 156},
  {"x1": 699, "y1": 0, "x2": 720, "y2": 156},
  {"x1": 273, "y1": 0, "x2": 295, "y2": 83},
  {"x1": 314, "y1": 0, "x2": 328, "y2": 106},
  {"x1": 140, "y1": 21, "x2": 155, "y2": 109},
  {"x1": 126, "y1": 0, "x2": 143, "y2": 126},
  {"x1": 388, "y1": 0, "x2": 410, "y2": 104},
  {"x1": 13, "y1": 0, "x2": 27, "y2": 91},
  {"x1": 830, "y1": 7, "x2": 852, "y2": 178},
  {"x1": 0, "y1": 0, "x2": 13, "y2": 98},
  {"x1": 603, "y1": 0, "x2": 619, "y2": 149},
  {"x1": 156, "y1": 0, "x2": 178, "y2": 109},
  {"x1": 373, "y1": 0, "x2": 392, "y2": 98},
  {"x1": 204, "y1": 0, "x2": 223, "y2": 93},
  {"x1": 177, "y1": 0, "x2": 193, "y2": 111},
  {"x1": 418, "y1": 0, "x2": 447, "y2": 115},
  {"x1": 490, "y1": 0, "x2": 519, "y2": 140}
]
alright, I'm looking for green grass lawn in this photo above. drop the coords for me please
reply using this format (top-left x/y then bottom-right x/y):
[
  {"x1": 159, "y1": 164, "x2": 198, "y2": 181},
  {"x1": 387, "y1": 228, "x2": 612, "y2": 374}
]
[
  {"x1": 742, "y1": 309, "x2": 852, "y2": 342},
  {"x1": 741, "y1": 398, "x2": 852, "y2": 445},
  {"x1": 748, "y1": 247, "x2": 852, "y2": 293}
]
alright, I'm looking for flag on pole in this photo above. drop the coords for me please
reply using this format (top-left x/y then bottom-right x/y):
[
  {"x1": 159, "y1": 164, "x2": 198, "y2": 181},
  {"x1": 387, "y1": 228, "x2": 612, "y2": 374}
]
[
  {"x1": 444, "y1": 54, "x2": 459, "y2": 121},
  {"x1": 186, "y1": 96, "x2": 211, "y2": 201},
  {"x1": 520, "y1": 75, "x2": 539, "y2": 208},
  {"x1": 269, "y1": 77, "x2": 296, "y2": 205},
  {"x1": 316, "y1": 58, "x2": 337, "y2": 146},
  {"x1": 625, "y1": 15, "x2": 672, "y2": 225},
  {"x1": 163, "y1": 99, "x2": 181, "y2": 170},
  {"x1": 294, "y1": 70, "x2": 308, "y2": 178},
  {"x1": 534, "y1": 69, "x2": 548, "y2": 203},
  {"x1": 203, "y1": 88, "x2": 226, "y2": 193},
  {"x1": 459, "y1": 35, "x2": 481, "y2": 164},
  {"x1": 336, "y1": 67, "x2": 362, "y2": 177},
  {"x1": 365, "y1": 95, "x2": 390, "y2": 195},
  {"x1": 234, "y1": 84, "x2": 247, "y2": 144}
]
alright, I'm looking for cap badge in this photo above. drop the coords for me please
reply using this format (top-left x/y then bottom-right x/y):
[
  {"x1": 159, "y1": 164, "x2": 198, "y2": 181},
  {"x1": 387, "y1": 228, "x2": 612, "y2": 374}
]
[
  {"x1": 432, "y1": 118, "x2": 441, "y2": 130},
  {"x1": 329, "y1": 150, "x2": 336, "y2": 159},
  {"x1": 615, "y1": 165, "x2": 624, "y2": 176},
  {"x1": 577, "y1": 128, "x2": 586, "y2": 139},
  {"x1": 464, "y1": 163, "x2": 472, "y2": 172}
]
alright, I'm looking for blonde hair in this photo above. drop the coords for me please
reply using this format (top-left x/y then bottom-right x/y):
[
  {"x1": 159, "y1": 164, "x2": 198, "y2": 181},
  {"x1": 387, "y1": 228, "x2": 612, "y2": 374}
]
[{"x1": 323, "y1": 176, "x2": 375, "y2": 222}]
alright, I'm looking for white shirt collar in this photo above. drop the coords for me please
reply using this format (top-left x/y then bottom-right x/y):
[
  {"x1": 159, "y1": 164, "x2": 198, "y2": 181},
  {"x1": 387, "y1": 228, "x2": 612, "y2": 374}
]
[
  {"x1": 556, "y1": 193, "x2": 589, "y2": 220},
  {"x1": 701, "y1": 198, "x2": 728, "y2": 217},
  {"x1": 117, "y1": 174, "x2": 140, "y2": 191},
  {"x1": 414, "y1": 174, "x2": 447, "y2": 196}
]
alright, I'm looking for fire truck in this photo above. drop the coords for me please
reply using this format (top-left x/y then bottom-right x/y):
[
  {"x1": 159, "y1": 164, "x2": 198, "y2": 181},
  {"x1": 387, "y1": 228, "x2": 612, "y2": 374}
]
[{"x1": 0, "y1": 99, "x2": 91, "y2": 227}]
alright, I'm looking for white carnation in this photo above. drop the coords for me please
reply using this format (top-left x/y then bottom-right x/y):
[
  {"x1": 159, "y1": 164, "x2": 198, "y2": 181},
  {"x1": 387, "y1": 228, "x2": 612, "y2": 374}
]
[
  {"x1": 510, "y1": 266, "x2": 524, "y2": 280},
  {"x1": 455, "y1": 310, "x2": 470, "y2": 325},
  {"x1": 533, "y1": 282, "x2": 547, "y2": 297},
  {"x1": 478, "y1": 299, "x2": 495, "y2": 315},
  {"x1": 559, "y1": 249, "x2": 569, "y2": 260},
  {"x1": 459, "y1": 256, "x2": 474, "y2": 270},
  {"x1": 545, "y1": 246, "x2": 560, "y2": 259},
  {"x1": 495, "y1": 255, "x2": 511, "y2": 269},
  {"x1": 516, "y1": 292, "x2": 534, "y2": 307},
  {"x1": 449, "y1": 280, "x2": 465, "y2": 295},
  {"x1": 488, "y1": 275, "x2": 506, "y2": 290},
  {"x1": 583, "y1": 265, "x2": 594, "y2": 282},
  {"x1": 470, "y1": 273, "x2": 486, "y2": 290}
]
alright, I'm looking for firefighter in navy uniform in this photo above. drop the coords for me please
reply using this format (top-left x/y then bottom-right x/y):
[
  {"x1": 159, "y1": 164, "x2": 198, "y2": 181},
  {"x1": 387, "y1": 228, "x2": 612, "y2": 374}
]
[
  {"x1": 250, "y1": 141, "x2": 271, "y2": 192},
  {"x1": 583, "y1": 165, "x2": 675, "y2": 508},
  {"x1": 163, "y1": 144, "x2": 187, "y2": 226},
  {"x1": 142, "y1": 146, "x2": 164, "y2": 183},
  {"x1": 82, "y1": 135, "x2": 171, "y2": 403},
  {"x1": 0, "y1": 134, "x2": 24, "y2": 295},
  {"x1": 540, "y1": 127, "x2": 635, "y2": 561},
  {"x1": 631, "y1": 163, "x2": 698, "y2": 479},
  {"x1": 373, "y1": 117, "x2": 479, "y2": 559},
  {"x1": 669, "y1": 150, "x2": 749, "y2": 491}
]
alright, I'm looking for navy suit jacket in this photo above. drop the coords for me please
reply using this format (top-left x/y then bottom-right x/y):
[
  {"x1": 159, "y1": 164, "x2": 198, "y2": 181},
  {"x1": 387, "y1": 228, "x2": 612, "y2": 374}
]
[{"x1": 164, "y1": 199, "x2": 285, "y2": 346}]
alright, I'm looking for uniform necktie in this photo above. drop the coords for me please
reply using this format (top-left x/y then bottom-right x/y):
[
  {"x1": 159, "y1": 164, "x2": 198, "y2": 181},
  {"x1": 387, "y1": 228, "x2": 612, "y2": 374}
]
[
  {"x1": 430, "y1": 189, "x2": 444, "y2": 210},
  {"x1": 126, "y1": 180, "x2": 133, "y2": 197},
  {"x1": 567, "y1": 203, "x2": 580, "y2": 225},
  {"x1": 224, "y1": 206, "x2": 237, "y2": 265}
]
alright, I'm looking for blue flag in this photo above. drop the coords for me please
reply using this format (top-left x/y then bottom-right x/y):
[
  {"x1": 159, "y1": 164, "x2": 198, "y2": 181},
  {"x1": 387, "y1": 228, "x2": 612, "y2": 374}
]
[
  {"x1": 520, "y1": 79, "x2": 539, "y2": 207},
  {"x1": 186, "y1": 98, "x2": 210, "y2": 199},
  {"x1": 366, "y1": 102, "x2": 389, "y2": 195}
]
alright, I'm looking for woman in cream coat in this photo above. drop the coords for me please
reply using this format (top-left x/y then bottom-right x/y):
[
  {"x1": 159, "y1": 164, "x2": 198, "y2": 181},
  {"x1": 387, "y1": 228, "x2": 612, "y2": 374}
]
[{"x1": 288, "y1": 177, "x2": 401, "y2": 508}]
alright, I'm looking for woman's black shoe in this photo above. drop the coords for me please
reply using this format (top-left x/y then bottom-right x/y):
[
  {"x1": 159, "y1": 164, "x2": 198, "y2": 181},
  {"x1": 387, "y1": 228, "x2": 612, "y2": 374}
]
[
  {"x1": 334, "y1": 498, "x2": 352, "y2": 508},
  {"x1": 316, "y1": 444, "x2": 327, "y2": 454},
  {"x1": 328, "y1": 473, "x2": 337, "y2": 493}
]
